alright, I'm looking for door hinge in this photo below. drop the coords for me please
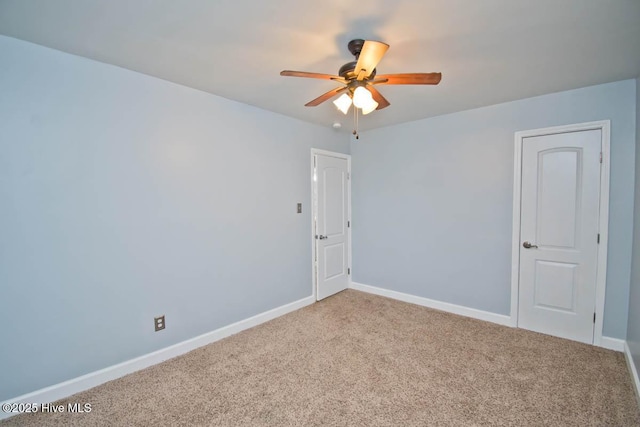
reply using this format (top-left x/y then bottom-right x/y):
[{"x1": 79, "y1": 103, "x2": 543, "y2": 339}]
[
  {"x1": 597, "y1": 233, "x2": 600, "y2": 244},
  {"x1": 347, "y1": 172, "x2": 350, "y2": 180},
  {"x1": 593, "y1": 312, "x2": 596, "y2": 323},
  {"x1": 348, "y1": 268, "x2": 351, "y2": 275},
  {"x1": 600, "y1": 152, "x2": 603, "y2": 164},
  {"x1": 348, "y1": 220, "x2": 350, "y2": 227}
]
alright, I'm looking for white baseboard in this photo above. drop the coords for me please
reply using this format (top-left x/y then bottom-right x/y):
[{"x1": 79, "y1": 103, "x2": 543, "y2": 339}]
[
  {"x1": 349, "y1": 281, "x2": 512, "y2": 327},
  {"x1": 600, "y1": 336, "x2": 625, "y2": 352},
  {"x1": 0, "y1": 295, "x2": 315, "y2": 421},
  {"x1": 624, "y1": 342, "x2": 640, "y2": 406},
  {"x1": 350, "y1": 282, "x2": 627, "y2": 353}
]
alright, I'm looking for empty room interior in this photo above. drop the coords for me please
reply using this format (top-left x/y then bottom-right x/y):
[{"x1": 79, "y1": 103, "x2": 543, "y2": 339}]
[{"x1": 2, "y1": 1, "x2": 640, "y2": 425}]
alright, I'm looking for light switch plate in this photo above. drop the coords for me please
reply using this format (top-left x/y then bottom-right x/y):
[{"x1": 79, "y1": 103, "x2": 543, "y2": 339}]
[{"x1": 297, "y1": 203, "x2": 302, "y2": 213}]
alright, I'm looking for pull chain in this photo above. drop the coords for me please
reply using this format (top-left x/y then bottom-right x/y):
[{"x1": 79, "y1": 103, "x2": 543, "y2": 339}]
[{"x1": 352, "y1": 105, "x2": 359, "y2": 140}]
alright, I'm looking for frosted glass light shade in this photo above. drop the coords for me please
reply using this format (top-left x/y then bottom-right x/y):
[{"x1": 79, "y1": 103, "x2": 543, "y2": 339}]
[
  {"x1": 352, "y1": 86, "x2": 373, "y2": 108},
  {"x1": 333, "y1": 93, "x2": 352, "y2": 114},
  {"x1": 361, "y1": 100, "x2": 379, "y2": 115}
]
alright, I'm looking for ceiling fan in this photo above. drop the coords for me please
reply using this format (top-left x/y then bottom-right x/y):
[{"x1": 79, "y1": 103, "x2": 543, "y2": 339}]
[{"x1": 280, "y1": 39, "x2": 442, "y2": 116}]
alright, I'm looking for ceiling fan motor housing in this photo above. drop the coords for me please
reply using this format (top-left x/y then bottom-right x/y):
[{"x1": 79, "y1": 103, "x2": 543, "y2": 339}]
[
  {"x1": 339, "y1": 39, "x2": 376, "y2": 80},
  {"x1": 338, "y1": 62, "x2": 377, "y2": 80}
]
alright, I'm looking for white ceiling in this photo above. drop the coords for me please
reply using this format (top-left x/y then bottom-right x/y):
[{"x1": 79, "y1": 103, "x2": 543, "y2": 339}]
[{"x1": 1, "y1": 0, "x2": 639, "y2": 131}]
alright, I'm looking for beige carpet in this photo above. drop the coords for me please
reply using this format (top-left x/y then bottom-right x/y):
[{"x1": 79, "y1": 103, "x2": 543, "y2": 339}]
[{"x1": 3, "y1": 290, "x2": 639, "y2": 426}]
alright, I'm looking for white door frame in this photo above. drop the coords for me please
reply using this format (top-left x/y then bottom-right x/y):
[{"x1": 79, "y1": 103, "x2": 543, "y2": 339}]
[
  {"x1": 310, "y1": 149, "x2": 352, "y2": 300},
  {"x1": 510, "y1": 120, "x2": 610, "y2": 346}
]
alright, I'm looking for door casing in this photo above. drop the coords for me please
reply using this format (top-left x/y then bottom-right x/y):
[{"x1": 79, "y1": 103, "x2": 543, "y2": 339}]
[
  {"x1": 510, "y1": 120, "x2": 610, "y2": 346},
  {"x1": 310, "y1": 148, "x2": 352, "y2": 301}
]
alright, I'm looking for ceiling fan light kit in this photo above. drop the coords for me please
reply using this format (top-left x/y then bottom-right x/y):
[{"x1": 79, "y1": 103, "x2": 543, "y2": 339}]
[
  {"x1": 360, "y1": 99, "x2": 379, "y2": 115},
  {"x1": 333, "y1": 93, "x2": 352, "y2": 115},
  {"x1": 281, "y1": 38, "x2": 442, "y2": 135},
  {"x1": 332, "y1": 86, "x2": 378, "y2": 115},
  {"x1": 352, "y1": 86, "x2": 373, "y2": 109}
]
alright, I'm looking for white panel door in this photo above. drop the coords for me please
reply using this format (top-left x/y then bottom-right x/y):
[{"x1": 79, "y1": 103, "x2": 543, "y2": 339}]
[
  {"x1": 315, "y1": 154, "x2": 349, "y2": 300},
  {"x1": 518, "y1": 129, "x2": 601, "y2": 343}
]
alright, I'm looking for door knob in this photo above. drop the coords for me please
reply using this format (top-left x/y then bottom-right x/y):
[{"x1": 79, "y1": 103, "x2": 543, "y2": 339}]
[
  {"x1": 522, "y1": 241, "x2": 538, "y2": 249},
  {"x1": 317, "y1": 235, "x2": 328, "y2": 240}
]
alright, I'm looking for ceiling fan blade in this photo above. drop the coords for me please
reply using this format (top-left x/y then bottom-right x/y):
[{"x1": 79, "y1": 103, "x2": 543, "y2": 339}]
[
  {"x1": 280, "y1": 70, "x2": 342, "y2": 80},
  {"x1": 367, "y1": 85, "x2": 390, "y2": 110},
  {"x1": 375, "y1": 73, "x2": 442, "y2": 85},
  {"x1": 354, "y1": 40, "x2": 389, "y2": 80},
  {"x1": 330, "y1": 77, "x2": 349, "y2": 85},
  {"x1": 368, "y1": 78, "x2": 389, "y2": 85},
  {"x1": 305, "y1": 87, "x2": 347, "y2": 107}
]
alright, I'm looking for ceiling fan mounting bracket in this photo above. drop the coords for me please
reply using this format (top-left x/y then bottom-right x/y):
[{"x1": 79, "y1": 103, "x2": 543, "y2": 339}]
[{"x1": 347, "y1": 39, "x2": 365, "y2": 58}]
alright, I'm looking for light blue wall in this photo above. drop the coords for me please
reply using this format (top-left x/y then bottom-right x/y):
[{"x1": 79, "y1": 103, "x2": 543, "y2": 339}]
[
  {"x1": 352, "y1": 80, "x2": 636, "y2": 338},
  {"x1": 628, "y1": 76, "x2": 640, "y2": 377},
  {"x1": 1, "y1": 33, "x2": 636, "y2": 403},
  {"x1": 0, "y1": 36, "x2": 348, "y2": 401}
]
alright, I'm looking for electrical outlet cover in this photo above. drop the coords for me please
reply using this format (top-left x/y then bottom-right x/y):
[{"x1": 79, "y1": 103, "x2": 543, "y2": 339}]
[{"x1": 154, "y1": 315, "x2": 165, "y2": 331}]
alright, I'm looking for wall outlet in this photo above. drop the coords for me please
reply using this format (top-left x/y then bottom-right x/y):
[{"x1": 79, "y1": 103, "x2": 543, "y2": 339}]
[{"x1": 154, "y1": 315, "x2": 165, "y2": 331}]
